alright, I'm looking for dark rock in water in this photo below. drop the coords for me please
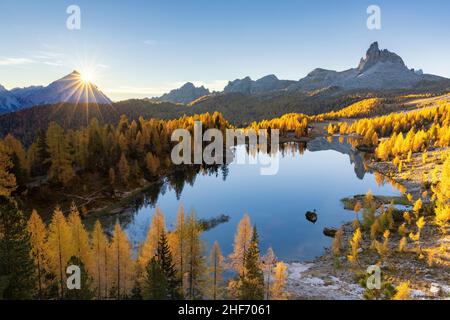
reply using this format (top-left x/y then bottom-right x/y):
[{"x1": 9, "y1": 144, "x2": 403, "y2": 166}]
[
  {"x1": 323, "y1": 227, "x2": 338, "y2": 237},
  {"x1": 305, "y1": 210, "x2": 318, "y2": 223}
]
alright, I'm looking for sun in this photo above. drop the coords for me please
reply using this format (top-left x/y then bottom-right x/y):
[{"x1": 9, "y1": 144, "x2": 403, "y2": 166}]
[{"x1": 79, "y1": 69, "x2": 95, "y2": 84}]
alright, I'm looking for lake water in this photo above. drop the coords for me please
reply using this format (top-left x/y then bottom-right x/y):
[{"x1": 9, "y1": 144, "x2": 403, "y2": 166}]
[{"x1": 114, "y1": 137, "x2": 401, "y2": 262}]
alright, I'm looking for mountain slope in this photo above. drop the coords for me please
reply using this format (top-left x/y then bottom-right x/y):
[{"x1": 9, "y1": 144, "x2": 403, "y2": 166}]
[
  {"x1": 13, "y1": 71, "x2": 112, "y2": 107},
  {"x1": 0, "y1": 85, "x2": 22, "y2": 113},
  {"x1": 0, "y1": 71, "x2": 112, "y2": 114}
]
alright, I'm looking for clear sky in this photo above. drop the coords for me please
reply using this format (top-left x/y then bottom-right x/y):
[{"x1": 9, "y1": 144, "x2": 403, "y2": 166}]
[{"x1": 1, "y1": 0, "x2": 450, "y2": 101}]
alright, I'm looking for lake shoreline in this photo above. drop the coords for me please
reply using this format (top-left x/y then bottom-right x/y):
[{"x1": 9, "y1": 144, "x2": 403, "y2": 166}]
[{"x1": 286, "y1": 143, "x2": 450, "y2": 300}]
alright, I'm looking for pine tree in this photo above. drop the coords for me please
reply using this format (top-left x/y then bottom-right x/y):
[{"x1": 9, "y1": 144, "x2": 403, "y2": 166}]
[
  {"x1": 142, "y1": 257, "x2": 167, "y2": 300},
  {"x1": 157, "y1": 231, "x2": 181, "y2": 299},
  {"x1": 239, "y1": 226, "x2": 264, "y2": 300},
  {"x1": 271, "y1": 262, "x2": 288, "y2": 300},
  {"x1": 0, "y1": 197, "x2": 36, "y2": 299},
  {"x1": 91, "y1": 220, "x2": 108, "y2": 299},
  {"x1": 47, "y1": 207, "x2": 74, "y2": 298},
  {"x1": 35, "y1": 130, "x2": 51, "y2": 175},
  {"x1": 64, "y1": 256, "x2": 95, "y2": 300},
  {"x1": 208, "y1": 241, "x2": 224, "y2": 300},
  {"x1": 27, "y1": 210, "x2": 48, "y2": 299}
]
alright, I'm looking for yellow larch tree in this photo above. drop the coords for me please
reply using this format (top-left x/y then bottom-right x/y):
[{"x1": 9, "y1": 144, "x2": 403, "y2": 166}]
[
  {"x1": 208, "y1": 241, "x2": 224, "y2": 300},
  {"x1": 432, "y1": 156, "x2": 450, "y2": 234},
  {"x1": 109, "y1": 221, "x2": 135, "y2": 299},
  {"x1": 392, "y1": 281, "x2": 411, "y2": 300},
  {"x1": 91, "y1": 220, "x2": 109, "y2": 299},
  {"x1": 67, "y1": 202, "x2": 92, "y2": 273},
  {"x1": 168, "y1": 205, "x2": 187, "y2": 287},
  {"x1": 271, "y1": 262, "x2": 288, "y2": 300},
  {"x1": 137, "y1": 208, "x2": 166, "y2": 273},
  {"x1": 347, "y1": 228, "x2": 362, "y2": 267},
  {"x1": 27, "y1": 209, "x2": 48, "y2": 299},
  {"x1": 185, "y1": 210, "x2": 206, "y2": 300},
  {"x1": 262, "y1": 247, "x2": 277, "y2": 300},
  {"x1": 118, "y1": 153, "x2": 130, "y2": 185},
  {"x1": 230, "y1": 214, "x2": 253, "y2": 276},
  {"x1": 47, "y1": 206, "x2": 74, "y2": 298},
  {"x1": 46, "y1": 122, "x2": 74, "y2": 186}
]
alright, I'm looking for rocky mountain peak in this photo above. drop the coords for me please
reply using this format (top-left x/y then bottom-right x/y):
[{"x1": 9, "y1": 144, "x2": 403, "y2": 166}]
[
  {"x1": 156, "y1": 82, "x2": 210, "y2": 104},
  {"x1": 357, "y1": 41, "x2": 406, "y2": 72}
]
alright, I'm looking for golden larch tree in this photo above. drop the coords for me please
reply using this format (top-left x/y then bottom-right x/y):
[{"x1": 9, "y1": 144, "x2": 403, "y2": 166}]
[
  {"x1": 67, "y1": 203, "x2": 92, "y2": 273},
  {"x1": 91, "y1": 220, "x2": 109, "y2": 299},
  {"x1": 262, "y1": 247, "x2": 277, "y2": 300},
  {"x1": 208, "y1": 241, "x2": 224, "y2": 300},
  {"x1": 137, "y1": 208, "x2": 166, "y2": 273},
  {"x1": 47, "y1": 206, "x2": 74, "y2": 298},
  {"x1": 271, "y1": 262, "x2": 288, "y2": 300},
  {"x1": 168, "y1": 205, "x2": 186, "y2": 287},
  {"x1": 185, "y1": 210, "x2": 206, "y2": 299},
  {"x1": 230, "y1": 214, "x2": 253, "y2": 276},
  {"x1": 109, "y1": 221, "x2": 135, "y2": 299},
  {"x1": 46, "y1": 122, "x2": 74, "y2": 186},
  {"x1": 27, "y1": 209, "x2": 48, "y2": 299}
]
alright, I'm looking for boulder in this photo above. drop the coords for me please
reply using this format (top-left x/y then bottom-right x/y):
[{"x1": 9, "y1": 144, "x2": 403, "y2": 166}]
[
  {"x1": 305, "y1": 210, "x2": 318, "y2": 223},
  {"x1": 323, "y1": 227, "x2": 338, "y2": 238}
]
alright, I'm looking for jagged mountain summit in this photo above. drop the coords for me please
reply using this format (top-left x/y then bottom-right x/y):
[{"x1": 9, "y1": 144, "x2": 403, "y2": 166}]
[
  {"x1": 288, "y1": 42, "x2": 446, "y2": 93},
  {"x1": 0, "y1": 70, "x2": 112, "y2": 114},
  {"x1": 155, "y1": 82, "x2": 210, "y2": 104},
  {"x1": 222, "y1": 42, "x2": 447, "y2": 96}
]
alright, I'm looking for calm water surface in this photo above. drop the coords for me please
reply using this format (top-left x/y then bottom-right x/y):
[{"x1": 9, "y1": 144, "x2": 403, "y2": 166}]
[{"x1": 109, "y1": 138, "x2": 400, "y2": 262}]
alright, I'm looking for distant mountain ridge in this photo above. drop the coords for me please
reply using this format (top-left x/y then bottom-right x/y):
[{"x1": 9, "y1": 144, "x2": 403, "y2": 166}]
[
  {"x1": 0, "y1": 71, "x2": 112, "y2": 114},
  {"x1": 154, "y1": 82, "x2": 210, "y2": 104},
  {"x1": 223, "y1": 75, "x2": 295, "y2": 94},
  {"x1": 1, "y1": 42, "x2": 449, "y2": 114},
  {"x1": 151, "y1": 42, "x2": 449, "y2": 105}
]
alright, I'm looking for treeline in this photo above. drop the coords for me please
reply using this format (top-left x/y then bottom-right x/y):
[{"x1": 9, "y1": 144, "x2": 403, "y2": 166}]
[
  {"x1": 0, "y1": 91, "x2": 369, "y2": 142},
  {"x1": 329, "y1": 102, "x2": 450, "y2": 157},
  {"x1": 0, "y1": 112, "x2": 231, "y2": 192},
  {"x1": 0, "y1": 199, "x2": 288, "y2": 300},
  {"x1": 248, "y1": 113, "x2": 309, "y2": 137},
  {"x1": 313, "y1": 98, "x2": 384, "y2": 120}
]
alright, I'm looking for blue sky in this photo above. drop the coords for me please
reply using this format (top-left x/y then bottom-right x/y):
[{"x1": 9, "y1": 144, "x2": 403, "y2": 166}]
[{"x1": 1, "y1": 0, "x2": 449, "y2": 100}]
